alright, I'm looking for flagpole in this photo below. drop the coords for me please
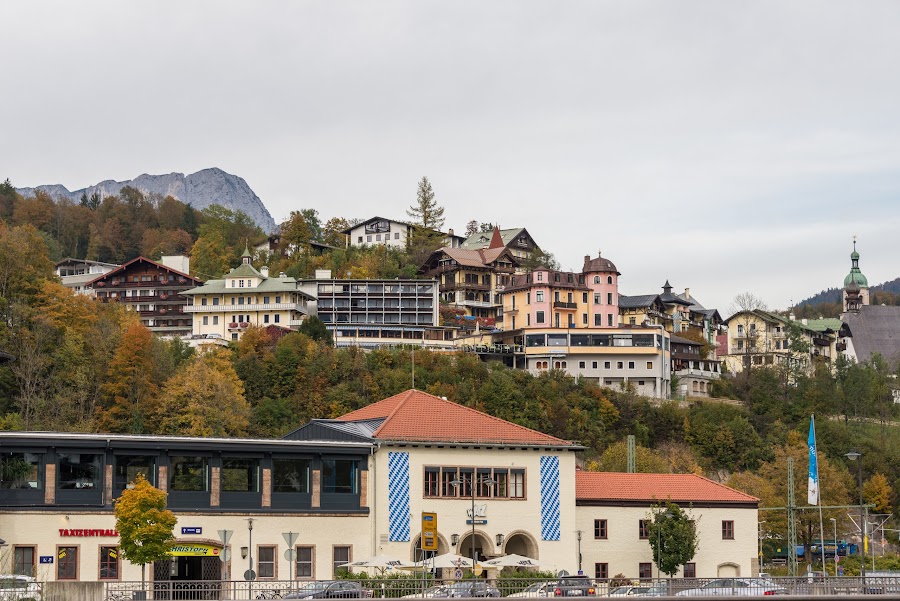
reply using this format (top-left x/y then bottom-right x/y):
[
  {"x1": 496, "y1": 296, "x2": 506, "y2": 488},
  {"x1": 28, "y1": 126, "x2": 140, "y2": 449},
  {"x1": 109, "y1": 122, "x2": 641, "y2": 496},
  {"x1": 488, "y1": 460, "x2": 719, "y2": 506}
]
[{"x1": 809, "y1": 415, "x2": 828, "y2": 579}]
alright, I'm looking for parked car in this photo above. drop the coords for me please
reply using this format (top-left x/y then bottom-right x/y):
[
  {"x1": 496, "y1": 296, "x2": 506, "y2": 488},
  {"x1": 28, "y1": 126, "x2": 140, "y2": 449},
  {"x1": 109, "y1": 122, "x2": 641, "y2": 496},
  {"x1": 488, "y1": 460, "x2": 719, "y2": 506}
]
[
  {"x1": 635, "y1": 583, "x2": 669, "y2": 597},
  {"x1": 401, "y1": 585, "x2": 451, "y2": 599},
  {"x1": 553, "y1": 575, "x2": 596, "y2": 597},
  {"x1": 283, "y1": 581, "x2": 370, "y2": 599},
  {"x1": 675, "y1": 578, "x2": 786, "y2": 596},
  {"x1": 508, "y1": 582, "x2": 556, "y2": 598},
  {"x1": 442, "y1": 581, "x2": 501, "y2": 598},
  {"x1": 607, "y1": 586, "x2": 650, "y2": 597},
  {"x1": 0, "y1": 575, "x2": 42, "y2": 601}
]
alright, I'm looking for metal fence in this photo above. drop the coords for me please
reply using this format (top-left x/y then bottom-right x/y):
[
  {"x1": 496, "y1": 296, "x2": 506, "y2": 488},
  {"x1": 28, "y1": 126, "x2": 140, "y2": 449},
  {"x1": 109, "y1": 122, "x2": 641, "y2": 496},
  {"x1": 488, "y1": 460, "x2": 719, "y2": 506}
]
[{"x1": 91, "y1": 576, "x2": 900, "y2": 600}]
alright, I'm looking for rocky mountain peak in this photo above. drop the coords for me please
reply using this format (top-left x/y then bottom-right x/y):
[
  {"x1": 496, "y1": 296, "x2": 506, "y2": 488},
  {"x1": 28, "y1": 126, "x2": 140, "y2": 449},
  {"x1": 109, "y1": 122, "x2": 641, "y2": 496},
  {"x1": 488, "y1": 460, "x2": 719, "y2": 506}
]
[{"x1": 16, "y1": 168, "x2": 277, "y2": 233}]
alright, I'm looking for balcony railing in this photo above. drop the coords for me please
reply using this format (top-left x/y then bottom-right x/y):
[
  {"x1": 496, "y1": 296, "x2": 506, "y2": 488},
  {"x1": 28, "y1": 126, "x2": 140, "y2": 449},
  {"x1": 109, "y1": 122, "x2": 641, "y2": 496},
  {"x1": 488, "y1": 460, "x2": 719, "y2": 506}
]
[
  {"x1": 185, "y1": 303, "x2": 307, "y2": 313},
  {"x1": 553, "y1": 301, "x2": 578, "y2": 310}
]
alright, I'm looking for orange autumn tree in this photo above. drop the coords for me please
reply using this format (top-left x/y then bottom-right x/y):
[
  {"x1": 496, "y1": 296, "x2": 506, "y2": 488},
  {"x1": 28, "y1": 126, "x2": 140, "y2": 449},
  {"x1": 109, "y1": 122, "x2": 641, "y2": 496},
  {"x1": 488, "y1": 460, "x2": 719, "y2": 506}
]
[{"x1": 97, "y1": 323, "x2": 159, "y2": 433}]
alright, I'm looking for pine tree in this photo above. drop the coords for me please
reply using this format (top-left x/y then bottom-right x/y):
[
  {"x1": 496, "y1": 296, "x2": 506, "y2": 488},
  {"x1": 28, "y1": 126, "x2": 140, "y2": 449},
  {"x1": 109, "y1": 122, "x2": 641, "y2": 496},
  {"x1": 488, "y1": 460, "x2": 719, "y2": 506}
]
[{"x1": 407, "y1": 176, "x2": 445, "y2": 231}]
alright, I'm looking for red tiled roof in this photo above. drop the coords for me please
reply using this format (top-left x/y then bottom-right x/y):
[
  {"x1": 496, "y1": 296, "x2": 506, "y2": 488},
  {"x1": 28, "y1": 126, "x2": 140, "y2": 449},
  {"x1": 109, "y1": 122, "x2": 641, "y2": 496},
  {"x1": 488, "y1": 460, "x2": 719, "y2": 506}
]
[
  {"x1": 576, "y1": 471, "x2": 758, "y2": 503},
  {"x1": 488, "y1": 226, "x2": 504, "y2": 249},
  {"x1": 337, "y1": 389, "x2": 573, "y2": 446}
]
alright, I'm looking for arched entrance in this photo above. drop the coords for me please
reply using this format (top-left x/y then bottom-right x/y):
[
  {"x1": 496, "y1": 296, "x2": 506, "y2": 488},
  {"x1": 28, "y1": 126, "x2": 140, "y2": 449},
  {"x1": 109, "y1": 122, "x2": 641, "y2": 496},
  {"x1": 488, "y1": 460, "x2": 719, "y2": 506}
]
[
  {"x1": 457, "y1": 530, "x2": 497, "y2": 563},
  {"x1": 502, "y1": 530, "x2": 539, "y2": 559},
  {"x1": 410, "y1": 533, "x2": 451, "y2": 562},
  {"x1": 717, "y1": 562, "x2": 740, "y2": 577}
]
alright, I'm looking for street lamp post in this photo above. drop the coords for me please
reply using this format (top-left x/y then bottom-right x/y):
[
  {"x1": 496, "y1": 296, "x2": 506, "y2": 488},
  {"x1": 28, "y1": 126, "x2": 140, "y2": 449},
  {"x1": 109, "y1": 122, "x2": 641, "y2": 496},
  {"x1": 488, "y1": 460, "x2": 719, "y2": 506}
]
[
  {"x1": 844, "y1": 451, "x2": 864, "y2": 583},
  {"x1": 830, "y1": 518, "x2": 837, "y2": 566},
  {"x1": 451, "y1": 473, "x2": 495, "y2": 573},
  {"x1": 655, "y1": 509, "x2": 673, "y2": 580}
]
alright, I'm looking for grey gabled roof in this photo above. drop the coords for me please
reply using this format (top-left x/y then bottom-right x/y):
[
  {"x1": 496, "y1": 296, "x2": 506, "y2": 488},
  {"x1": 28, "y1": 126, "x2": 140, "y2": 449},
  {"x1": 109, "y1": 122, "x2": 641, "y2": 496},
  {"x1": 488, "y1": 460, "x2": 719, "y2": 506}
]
[
  {"x1": 618, "y1": 294, "x2": 662, "y2": 309},
  {"x1": 282, "y1": 418, "x2": 384, "y2": 443},
  {"x1": 842, "y1": 305, "x2": 900, "y2": 365}
]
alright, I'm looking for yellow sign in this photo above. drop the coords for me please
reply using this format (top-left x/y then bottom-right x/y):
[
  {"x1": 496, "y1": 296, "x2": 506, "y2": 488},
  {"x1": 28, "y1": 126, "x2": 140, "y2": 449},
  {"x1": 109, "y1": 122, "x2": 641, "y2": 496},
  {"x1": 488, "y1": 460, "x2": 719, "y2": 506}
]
[
  {"x1": 170, "y1": 544, "x2": 221, "y2": 557},
  {"x1": 422, "y1": 512, "x2": 438, "y2": 551}
]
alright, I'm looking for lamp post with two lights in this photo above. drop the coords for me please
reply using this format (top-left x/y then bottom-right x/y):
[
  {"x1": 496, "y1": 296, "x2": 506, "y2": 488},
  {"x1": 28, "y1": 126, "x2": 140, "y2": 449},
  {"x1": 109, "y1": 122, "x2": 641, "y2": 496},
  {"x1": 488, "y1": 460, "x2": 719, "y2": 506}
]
[
  {"x1": 844, "y1": 450, "x2": 865, "y2": 582},
  {"x1": 451, "y1": 473, "x2": 495, "y2": 572}
]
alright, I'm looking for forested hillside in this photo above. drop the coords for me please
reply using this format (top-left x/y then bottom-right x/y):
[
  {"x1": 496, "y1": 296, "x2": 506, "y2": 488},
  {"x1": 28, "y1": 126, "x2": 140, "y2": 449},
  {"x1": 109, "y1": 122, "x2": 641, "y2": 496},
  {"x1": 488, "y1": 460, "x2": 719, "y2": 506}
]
[{"x1": 1, "y1": 179, "x2": 898, "y2": 543}]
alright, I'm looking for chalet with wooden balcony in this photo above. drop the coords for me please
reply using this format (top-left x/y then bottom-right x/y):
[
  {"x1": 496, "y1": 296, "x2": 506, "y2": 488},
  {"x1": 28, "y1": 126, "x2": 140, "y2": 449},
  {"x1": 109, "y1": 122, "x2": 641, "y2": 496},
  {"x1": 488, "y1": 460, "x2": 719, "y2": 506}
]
[
  {"x1": 88, "y1": 256, "x2": 202, "y2": 336},
  {"x1": 418, "y1": 227, "x2": 519, "y2": 323},
  {"x1": 182, "y1": 248, "x2": 312, "y2": 341},
  {"x1": 459, "y1": 227, "x2": 541, "y2": 263}
]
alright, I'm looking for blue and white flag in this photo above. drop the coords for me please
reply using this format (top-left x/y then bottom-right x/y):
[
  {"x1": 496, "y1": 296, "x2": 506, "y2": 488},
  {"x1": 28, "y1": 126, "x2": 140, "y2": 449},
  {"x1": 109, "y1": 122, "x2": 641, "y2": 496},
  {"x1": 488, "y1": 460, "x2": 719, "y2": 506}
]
[{"x1": 808, "y1": 416, "x2": 819, "y2": 505}]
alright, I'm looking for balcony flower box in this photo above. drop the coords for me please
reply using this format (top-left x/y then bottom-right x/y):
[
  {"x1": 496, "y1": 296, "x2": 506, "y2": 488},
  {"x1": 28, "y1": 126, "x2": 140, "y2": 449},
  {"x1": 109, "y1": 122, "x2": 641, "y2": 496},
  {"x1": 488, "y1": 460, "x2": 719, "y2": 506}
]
[
  {"x1": 229, "y1": 323, "x2": 239, "y2": 329},
  {"x1": 238, "y1": 322, "x2": 250, "y2": 328}
]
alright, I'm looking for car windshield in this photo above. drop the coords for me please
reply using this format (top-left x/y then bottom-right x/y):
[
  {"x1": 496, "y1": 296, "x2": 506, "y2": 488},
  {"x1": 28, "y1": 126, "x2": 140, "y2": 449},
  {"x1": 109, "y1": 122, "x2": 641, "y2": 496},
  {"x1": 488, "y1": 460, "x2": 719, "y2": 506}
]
[
  {"x1": 523, "y1": 583, "x2": 545, "y2": 592},
  {"x1": 297, "y1": 582, "x2": 329, "y2": 592},
  {"x1": 447, "y1": 583, "x2": 473, "y2": 592},
  {"x1": 610, "y1": 587, "x2": 631, "y2": 595}
]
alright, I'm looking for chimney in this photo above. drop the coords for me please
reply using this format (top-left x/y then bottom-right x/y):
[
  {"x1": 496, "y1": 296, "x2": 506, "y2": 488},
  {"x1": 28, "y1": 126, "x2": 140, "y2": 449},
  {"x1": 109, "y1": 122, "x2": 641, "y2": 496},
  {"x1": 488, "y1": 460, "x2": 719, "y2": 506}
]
[
  {"x1": 584, "y1": 255, "x2": 590, "y2": 264},
  {"x1": 684, "y1": 287, "x2": 690, "y2": 300},
  {"x1": 802, "y1": 318, "x2": 808, "y2": 325},
  {"x1": 279, "y1": 272, "x2": 287, "y2": 278},
  {"x1": 260, "y1": 266, "x2": 269, "y2": 278},
  {"x1": 448, "y1": 228, "x2": 454, "y2": 236}
]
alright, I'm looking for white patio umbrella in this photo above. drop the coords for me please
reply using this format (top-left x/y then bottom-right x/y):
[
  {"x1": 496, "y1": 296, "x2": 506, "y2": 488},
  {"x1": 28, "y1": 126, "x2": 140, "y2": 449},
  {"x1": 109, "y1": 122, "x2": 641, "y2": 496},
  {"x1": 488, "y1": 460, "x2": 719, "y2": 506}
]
[
  {"x1": 340, "y1": 554, "x2": 415, "y2": 573},
  {"x1": 479, "y1": 554, "x2": 552, "y2": 569},
  {"x1": 400, "y1": 552, "x2": 475, "y2": 570}
]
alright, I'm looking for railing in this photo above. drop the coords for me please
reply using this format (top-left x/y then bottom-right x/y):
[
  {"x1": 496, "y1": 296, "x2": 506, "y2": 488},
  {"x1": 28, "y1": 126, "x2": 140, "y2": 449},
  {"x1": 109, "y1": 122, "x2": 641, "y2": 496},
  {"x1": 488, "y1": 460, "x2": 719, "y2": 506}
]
[
  {"x1": 185, "y1": 304, "x2": 307, "y2": 313},
  {"x1": 553, "y1": 301, "x2": 578, "y2": 310},
  {"x1": 91, "y1": 575, "x2": 900, "y2": 599},
  {"x1": 459, "y1": 343, "x2": 523, "y2": 354}
]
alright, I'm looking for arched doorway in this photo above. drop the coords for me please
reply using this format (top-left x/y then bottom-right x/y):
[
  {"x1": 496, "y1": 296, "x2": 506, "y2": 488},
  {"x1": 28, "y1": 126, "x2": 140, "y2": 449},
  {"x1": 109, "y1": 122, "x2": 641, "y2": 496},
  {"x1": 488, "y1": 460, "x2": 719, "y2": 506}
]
[
  {"x1": 457, "y1": 530, "x2": 496, "y2": 563},
  {"x1": 717, "y1": 562, "x2": 740, "y2": 577},
  {"x1": 502, "y1": 531, "x2": 539, "y2": 559},
  {"x1": 410, "y1": 533, "x2": 450, "y2": 562}
]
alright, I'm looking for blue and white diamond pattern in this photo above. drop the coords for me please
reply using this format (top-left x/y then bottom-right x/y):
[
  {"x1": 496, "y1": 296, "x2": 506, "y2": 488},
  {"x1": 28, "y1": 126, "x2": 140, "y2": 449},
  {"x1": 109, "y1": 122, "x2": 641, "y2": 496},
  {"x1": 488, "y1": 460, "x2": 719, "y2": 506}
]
[
  {"x1": 540, "y1": 455, "x2": 561, "y2": 541},
  {"x1": 388, "y1": 452, "x2": 410, "y2": 542}
]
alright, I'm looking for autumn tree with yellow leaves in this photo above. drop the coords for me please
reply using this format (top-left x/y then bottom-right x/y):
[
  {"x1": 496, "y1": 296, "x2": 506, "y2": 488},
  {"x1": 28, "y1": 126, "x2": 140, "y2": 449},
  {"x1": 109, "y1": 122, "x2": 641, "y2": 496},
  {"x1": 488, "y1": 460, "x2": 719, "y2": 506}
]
[{"x1": 114, "y1": 473, "x2": 176, "y2": 588}]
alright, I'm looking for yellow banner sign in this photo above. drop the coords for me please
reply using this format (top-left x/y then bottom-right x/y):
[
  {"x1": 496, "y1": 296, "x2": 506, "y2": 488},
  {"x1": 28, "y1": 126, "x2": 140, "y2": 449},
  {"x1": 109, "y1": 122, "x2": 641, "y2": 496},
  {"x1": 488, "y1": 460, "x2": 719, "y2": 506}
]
[{"x1": 170, "y1": 544, "x2": 221, "y2": 557}]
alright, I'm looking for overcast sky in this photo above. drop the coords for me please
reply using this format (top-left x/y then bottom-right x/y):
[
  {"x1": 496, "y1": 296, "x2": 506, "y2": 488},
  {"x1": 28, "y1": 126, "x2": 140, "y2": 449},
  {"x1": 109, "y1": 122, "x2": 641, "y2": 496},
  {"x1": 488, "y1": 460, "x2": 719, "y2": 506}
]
[{"x1": 4, "y1": 1, "x2": 899, "y2": 312}]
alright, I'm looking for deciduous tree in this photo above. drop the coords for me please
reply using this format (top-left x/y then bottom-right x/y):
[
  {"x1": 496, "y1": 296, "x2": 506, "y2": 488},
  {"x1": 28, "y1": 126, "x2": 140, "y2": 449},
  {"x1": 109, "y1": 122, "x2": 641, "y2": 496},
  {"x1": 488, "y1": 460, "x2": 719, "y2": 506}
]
[
  {"x1": 155, "y1": 349, "x2": 250, "y2": 437},
  {"x1": 97, "y1": 324, "x2": 159, "y2": 434},
  {"x1": 114, "y1": 473, "x2": 176, "y2": 588},
  {"x1": 649, "y1": 502, "x2": 699, "y2": 576}
]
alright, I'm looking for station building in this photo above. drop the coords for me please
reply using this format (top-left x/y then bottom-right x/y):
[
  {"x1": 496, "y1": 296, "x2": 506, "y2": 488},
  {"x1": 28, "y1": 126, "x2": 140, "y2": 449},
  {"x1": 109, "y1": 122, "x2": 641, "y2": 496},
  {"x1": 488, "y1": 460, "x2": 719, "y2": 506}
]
[{"x1": 0, "y1": 390, "x2": 758, "y2": 587}]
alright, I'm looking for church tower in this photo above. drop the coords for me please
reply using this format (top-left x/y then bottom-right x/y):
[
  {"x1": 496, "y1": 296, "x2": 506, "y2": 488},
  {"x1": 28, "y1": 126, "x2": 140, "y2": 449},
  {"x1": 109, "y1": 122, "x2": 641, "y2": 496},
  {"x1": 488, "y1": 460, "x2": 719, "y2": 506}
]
[{"x1": 842, "y1": 239, "x2": 869, "y2": 313}]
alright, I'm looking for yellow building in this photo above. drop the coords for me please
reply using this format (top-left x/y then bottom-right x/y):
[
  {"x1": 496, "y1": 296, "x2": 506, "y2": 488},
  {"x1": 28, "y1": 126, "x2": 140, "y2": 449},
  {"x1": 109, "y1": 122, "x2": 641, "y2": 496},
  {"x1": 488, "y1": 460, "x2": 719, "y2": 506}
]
[
  {"x1": 183, "y1": 249, "x2": 312, "y2": 341},
  {"x1": 723, "y1": 310, "x2": 835, "y2": 374}
]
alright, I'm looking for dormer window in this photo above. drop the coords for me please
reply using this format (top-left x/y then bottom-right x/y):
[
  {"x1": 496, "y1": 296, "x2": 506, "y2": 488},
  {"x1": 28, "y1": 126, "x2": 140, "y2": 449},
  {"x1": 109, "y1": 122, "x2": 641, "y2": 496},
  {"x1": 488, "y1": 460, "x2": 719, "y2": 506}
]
[
  {"x1": 231, "y1": 280, "x2": 236, "y2": 288},
  {"x1": 537, "y1": 272, "x2": 543, "y2": 282},
  {"x1": 239, "y1": 280, "x2": 245, "y2": 288}
]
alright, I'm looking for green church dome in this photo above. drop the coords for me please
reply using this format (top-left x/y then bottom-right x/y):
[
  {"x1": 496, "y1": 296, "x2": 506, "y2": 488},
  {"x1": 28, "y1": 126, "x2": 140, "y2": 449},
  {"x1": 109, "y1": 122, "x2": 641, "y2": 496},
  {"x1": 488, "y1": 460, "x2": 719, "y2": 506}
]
[
  {"x1": 844, "y1": 271, "x2": 868, "y2": 286},
  {"x1": 844, "y1": 242, "x2": 868, "y2": 287}
]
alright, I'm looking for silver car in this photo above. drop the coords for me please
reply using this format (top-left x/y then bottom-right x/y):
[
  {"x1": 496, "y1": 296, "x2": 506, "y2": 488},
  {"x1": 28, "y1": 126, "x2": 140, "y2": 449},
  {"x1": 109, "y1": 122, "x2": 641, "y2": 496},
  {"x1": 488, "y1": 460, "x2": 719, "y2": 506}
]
[
  {"x1": 508, "y1": 582, "x2": 556, "y2": 598},
  {"x1": 0, "y1": 575, "x2": 42, "y2": 601},
  {"x1": 675, "y1": 578, "x2": 786, "y2": 596}
]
